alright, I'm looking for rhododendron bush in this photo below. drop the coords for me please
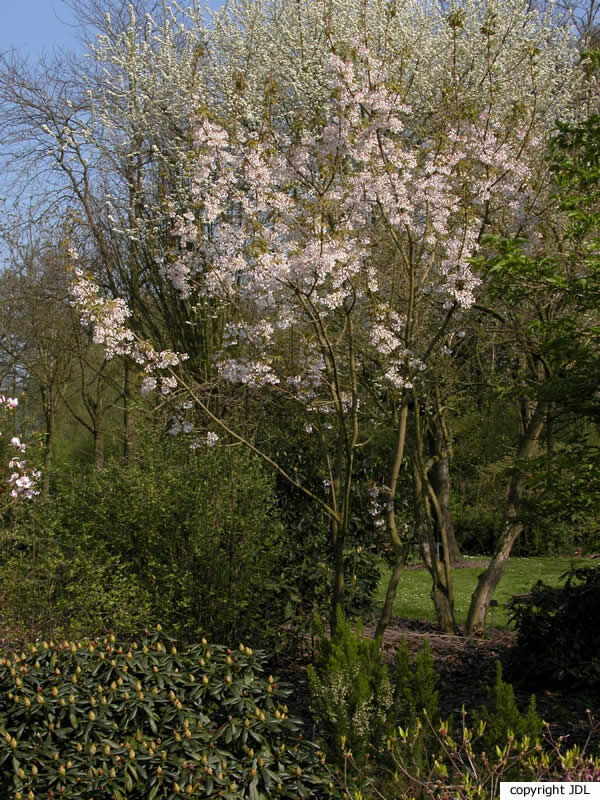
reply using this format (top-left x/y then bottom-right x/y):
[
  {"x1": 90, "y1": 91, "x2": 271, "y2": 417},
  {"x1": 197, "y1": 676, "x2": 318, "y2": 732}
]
[{"x1": 68, "y1": 0, "x2": 584, "y2": 632}]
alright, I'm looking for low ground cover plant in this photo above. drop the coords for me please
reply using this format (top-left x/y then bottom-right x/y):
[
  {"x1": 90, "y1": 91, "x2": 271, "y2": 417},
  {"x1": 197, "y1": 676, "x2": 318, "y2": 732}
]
[
  {"x1": 0, "y1": 626, "x2": 337, "y2": 799},
  {"x1": 381, "y1": 710, "x2": 600, "y2": 799}
]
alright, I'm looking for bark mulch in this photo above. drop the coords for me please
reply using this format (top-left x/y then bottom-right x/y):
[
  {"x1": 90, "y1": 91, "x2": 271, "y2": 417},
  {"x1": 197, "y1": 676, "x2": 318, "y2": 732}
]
[{"x1": 373, "y1": 617, "x2": 599, "y2": 750}]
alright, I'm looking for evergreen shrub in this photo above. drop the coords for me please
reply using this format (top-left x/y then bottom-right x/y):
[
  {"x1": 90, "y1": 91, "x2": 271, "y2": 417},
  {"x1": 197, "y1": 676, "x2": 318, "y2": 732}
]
[
  {"x1": 392, "y1": 637, "x2": 439, "y2": 730},
  {"x1": 272, "y1": 418, "x2": 385, "y2": 622},
  {"x1": 308, "y1": 614, "x2": 443, "y2": 771},
  {"x1": 474, "y1": 663, "x2": 542, "y2": 757},
  {"x1": 507, "y1": 563, "x2": 600, "y2": 689},
  {"x1": 307, "y1": 607, "x2": 392, "y2": 766},
  {"x1": 0, "y1": 627, "x2": 337, "y2": 799},
  {"x1": 453, "y1": 507, "x2": 500, "y2": 554},
  {"x1": 389, "y1": 637, "x2": 441, "y2": 775}
]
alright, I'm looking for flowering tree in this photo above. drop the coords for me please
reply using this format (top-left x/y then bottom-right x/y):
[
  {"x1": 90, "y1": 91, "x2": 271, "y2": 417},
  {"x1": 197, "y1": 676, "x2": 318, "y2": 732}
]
[
  {"x1": 0, "y1": 0, "x2": 588, "y2": 632},
  {"x1": 203, "y1": 0, "x2": 581, "y2": 628},
  {"x1": 70, "y1": 4, "x2": 575, "y2": 631},
  {"x1": 0, "y1": 2, "x2": 229, "y2": 467},
  {"x1": 175, "y1": 0, "x2": 586, "y2": 632},
  {"x1": 464, "y1": 86, "x2": 600, "y2": 633}
]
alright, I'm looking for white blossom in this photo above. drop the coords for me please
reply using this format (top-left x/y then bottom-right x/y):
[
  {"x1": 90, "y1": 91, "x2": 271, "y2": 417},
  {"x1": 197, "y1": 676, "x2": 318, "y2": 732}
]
[{"x1": 205, "y1": 431, "x2": 219, "y2": 447}]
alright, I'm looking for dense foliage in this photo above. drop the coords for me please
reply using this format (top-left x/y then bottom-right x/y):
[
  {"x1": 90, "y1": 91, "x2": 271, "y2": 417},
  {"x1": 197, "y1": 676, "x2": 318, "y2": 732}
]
[
  {"x1": 308, "y1": 609, "x2": 393, "y2": 765},
  {"x1": 305, "y1": 611, "x2": 596, "y2": 798},
  {"x1": 474, "y1": 663, "x2": 542, "y2": 757},
  {"x1": 0, "y1": 12, "x2": 599, "y2": 800},
  {"x1": 0, "y1": 439, "x2": 291, "y2": 647},
  {"x1": 507, "y1": 563, "x2": 600, "y2": 690},
  {"x1": 0, "y1": 628, "x2": 337, "y2": 800},
  {"x1": 1, "y1": 0, "x2": 598, "y2": 637}
]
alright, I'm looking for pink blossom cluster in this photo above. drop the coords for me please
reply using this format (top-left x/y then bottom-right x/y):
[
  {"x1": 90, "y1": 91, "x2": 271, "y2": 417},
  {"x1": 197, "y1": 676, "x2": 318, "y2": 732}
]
[
  {"x1": 0, "y1": 395, "x2": 40, "y2": 500},
  {"x1": 0, "y1": 395, "x2": 18, "y2": 410},
  {"x1": 71, "y1": 40, "x2": 542, "y2": 447},
  {"x1": 70, "y1": 267, "x2": 135, "y2": 359},
  {"x1": 69, "y1": 261, "x2": 188, "y2": 397},
  {"x1": 164, "y1": 42, "x2": 540, "y2": 406}
]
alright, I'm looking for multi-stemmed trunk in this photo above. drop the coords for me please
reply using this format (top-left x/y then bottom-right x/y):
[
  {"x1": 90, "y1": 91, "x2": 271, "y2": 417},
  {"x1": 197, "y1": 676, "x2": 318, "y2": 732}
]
[
  {"x1": 376, "y1": 399, "x2": 460, "y2": 636},
  {"x1": 376, "y1": 400, "x2": 410, "y2": 638},
  {"x1": 414, "y1": 459, "x2": 459, "y2": 633},
  {"x1": 466, "y1": 402, "x2": 546, "y2": 634},
  {"x1": 428, "y1": 417, "x2": 461, "y2": 566},
  {"x1": 412, "y1": 399, "x2": 459, "y2": 633}
]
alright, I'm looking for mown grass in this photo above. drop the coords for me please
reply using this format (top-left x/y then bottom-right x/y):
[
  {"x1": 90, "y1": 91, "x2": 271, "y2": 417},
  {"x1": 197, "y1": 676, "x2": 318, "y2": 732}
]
[{"x1": 375, "y1": 555, "x2": 597, "y2": 629}]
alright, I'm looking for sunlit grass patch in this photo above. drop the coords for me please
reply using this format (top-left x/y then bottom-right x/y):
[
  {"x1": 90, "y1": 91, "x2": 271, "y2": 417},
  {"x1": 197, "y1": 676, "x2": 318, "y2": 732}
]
[{"x1": 375, "y1": 556, "x2": 597, "y2": 629}]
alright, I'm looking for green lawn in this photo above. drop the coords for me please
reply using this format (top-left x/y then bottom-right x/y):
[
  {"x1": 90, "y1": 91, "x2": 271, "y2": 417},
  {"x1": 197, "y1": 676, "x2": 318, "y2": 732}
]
[{"x1": 375, "y1": 556, "x2": 597, "y2": 629}]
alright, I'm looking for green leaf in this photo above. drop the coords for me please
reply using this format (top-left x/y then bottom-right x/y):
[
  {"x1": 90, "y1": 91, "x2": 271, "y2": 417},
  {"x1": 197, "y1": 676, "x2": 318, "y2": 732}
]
[{"x1": 248, "y1": 776, "x2": 261, "y2": 800}]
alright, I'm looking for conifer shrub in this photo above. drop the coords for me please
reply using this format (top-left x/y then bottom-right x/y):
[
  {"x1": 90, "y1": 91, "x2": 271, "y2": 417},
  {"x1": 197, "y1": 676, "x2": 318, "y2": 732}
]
[
  {"x1": 392, "y1": 637, "x2": 440, "y2": 730},
  {"x1": 0, "y1": 627, "x2": 337, "y2": 799},
  {"x1": 308, "y1": 616, "x2": 443, "y2": 773},
  {"x1": 307, "y1": 607, "x2": 393, "y2": 766},
  {"x1": 474, "y1": 662, "x2": 542, "y2": 760},
  {"x1": 388, "y1": 637, "x2": 442, "y2": 775}
]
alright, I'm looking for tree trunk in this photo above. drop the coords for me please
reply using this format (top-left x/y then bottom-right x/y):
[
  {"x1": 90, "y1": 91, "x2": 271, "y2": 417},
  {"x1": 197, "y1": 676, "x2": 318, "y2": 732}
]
[
  {"x1": 92, "y1": 376, "x2": 105, "y2": 469},
  {"x1": 40, "y1": 387, "x2": 54, "y2": 499},
  {"x1": 429, "y1": 450, "x2": 461, "y2": 565},
  {"x1": 466, "y1": 402, "x2": 547, "y2": 634},
  {"x1": 413, "y1": 458, "x2": 458, "y2": 633},
  {"x1": 376, "y1": 556, "x2": 404, "y2": 638},
  {"x1": 431, "y1": 582, "x2": 456, "y2": 633},
  {"x1": 429, "y1": 548, "x2": 458, "y2": 634},
  {"x1": 428, "y1": 415, "x2": 461, "y2": 565},
  {"x1": 330, "y1": 517, "x2": 345, "y2": 634},
  {"x1": 94, "y1": 420, "x2": 104, "y2": 469},
  {"x1": 123, "y1": 359, "x2": 136, "y2": 463},
  {"x1": 375, "y1": 401, "x2": 409, "y2": 638},
  {"x1": 94, "y1": 408, "x2": 104, "y2": 470}
]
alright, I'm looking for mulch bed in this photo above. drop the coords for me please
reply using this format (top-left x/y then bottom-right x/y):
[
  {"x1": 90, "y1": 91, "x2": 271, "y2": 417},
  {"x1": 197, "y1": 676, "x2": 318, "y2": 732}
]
[{"x1": 373, "y1": 616, "x2": 514, "y2": 719}]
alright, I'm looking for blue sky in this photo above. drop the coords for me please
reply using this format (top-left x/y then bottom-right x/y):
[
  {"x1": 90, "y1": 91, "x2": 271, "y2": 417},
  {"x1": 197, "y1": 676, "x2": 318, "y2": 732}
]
[
  {"x1": 2, "y1": 1, "x2": 81, "y2": 58},
  {"x1": 1, "y1": 1, "x2": 224, "y2": 60}
]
